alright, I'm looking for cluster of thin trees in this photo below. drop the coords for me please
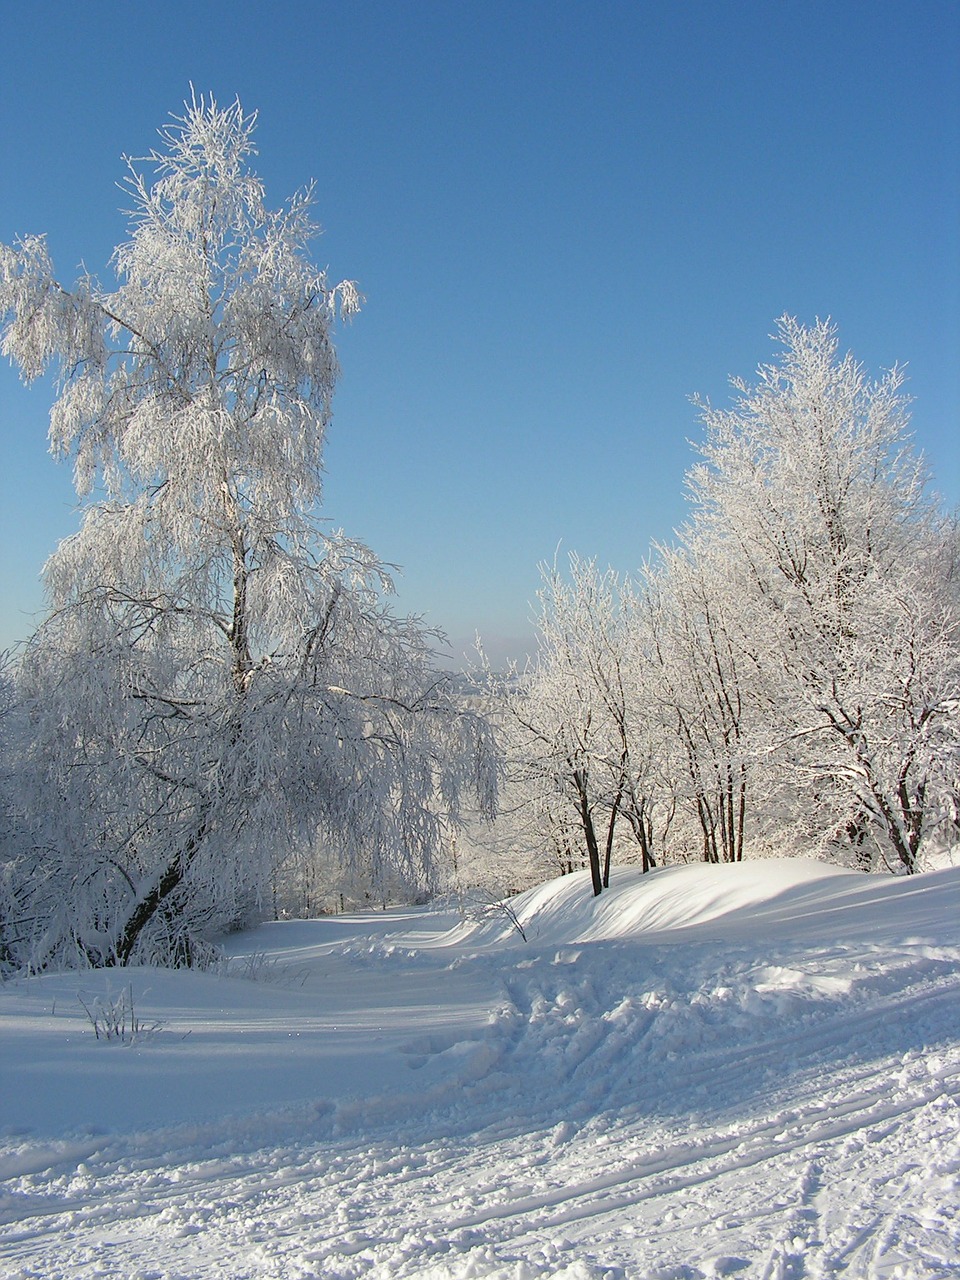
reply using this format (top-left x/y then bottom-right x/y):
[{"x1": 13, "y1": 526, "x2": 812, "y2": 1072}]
[
  {"x1": 491, "y1": 318, "x2": 960, "y2": 891},
  {"x1": 1, "y1": 96, "x2": 957, "y2": 972}
]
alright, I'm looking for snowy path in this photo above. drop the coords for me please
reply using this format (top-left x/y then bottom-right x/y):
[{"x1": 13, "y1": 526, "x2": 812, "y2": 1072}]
[{"x1": 2, "y1": 861, "x2": 960, "y2": 1278}]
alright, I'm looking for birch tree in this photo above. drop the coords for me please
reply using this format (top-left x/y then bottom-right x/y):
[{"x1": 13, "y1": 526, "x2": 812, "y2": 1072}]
[
  {"x1": 499, "y1": 319, "x2": 959, "y2": 880},
  {"x1": 0, "y1": 95, "x2": 498, "y2": 967}
]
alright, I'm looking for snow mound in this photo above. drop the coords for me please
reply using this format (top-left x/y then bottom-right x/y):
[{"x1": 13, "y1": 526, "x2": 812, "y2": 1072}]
[{"x1": 453, "y1": 857, "x2": 959, "y2": 949}]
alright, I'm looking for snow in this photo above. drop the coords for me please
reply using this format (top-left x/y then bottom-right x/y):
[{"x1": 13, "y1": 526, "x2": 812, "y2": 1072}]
[{"x1": 3, "y1": 858, "x2": 960, "y2": 1278}]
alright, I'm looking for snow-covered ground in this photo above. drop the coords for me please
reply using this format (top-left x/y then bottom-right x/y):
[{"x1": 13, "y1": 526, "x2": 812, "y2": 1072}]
[{"x1": 3, "y1": 858, "x2": 960, "y2": 1279}]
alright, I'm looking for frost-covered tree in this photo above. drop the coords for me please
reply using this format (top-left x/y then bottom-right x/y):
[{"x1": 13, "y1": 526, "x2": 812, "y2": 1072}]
[
  {"x1": 0, "y1": 652, "x2": 28, "y2": 972},
  {"x1": 0, "y1": 95, "x2": 498, "y2": 967},
  {"x1": 684, "y1": 317, "x2": 960, "y2": 870},
  {"x1": 640, "y1": 543, "x2": 766, "y2": 864},
  {"x1": 494, "y1": 557, "x2": 667, "y2": 895}
]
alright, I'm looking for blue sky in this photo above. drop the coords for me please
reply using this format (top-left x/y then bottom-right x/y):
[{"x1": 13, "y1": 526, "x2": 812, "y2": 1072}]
[{"x1": 1, "y1": 1, "x2": 958, "y2": 665}]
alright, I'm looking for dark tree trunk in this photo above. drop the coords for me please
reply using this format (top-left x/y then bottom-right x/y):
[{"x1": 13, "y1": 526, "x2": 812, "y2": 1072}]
[
  {"x1": 574, "y1": 770, "x2": 603, "y2": 896},
  {"x1": 602, "y1": 787, "x2": 622, "y2": 889},
  {"x1": 112, "y1": 821, "x2": 207, "y2": 965}
]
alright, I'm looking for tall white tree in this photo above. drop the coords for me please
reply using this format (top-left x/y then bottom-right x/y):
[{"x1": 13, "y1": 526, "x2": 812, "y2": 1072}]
[
  {"x1": 0, "y1": 95, "x2": 499, "y2": 967},
  {"x1": 684, "y1": 317, "x2": 960, "y2": 870},
  {"x1": 0, "y1": 652, "x2": 26, "y2": 973}
]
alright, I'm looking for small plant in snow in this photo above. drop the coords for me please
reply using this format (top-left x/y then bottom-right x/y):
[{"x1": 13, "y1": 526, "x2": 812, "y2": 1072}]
[
  {"x1": 466, "y1": 892, "x2": 528, "y2": 942},
  {"x1": 77, "y1": 985, "x2": 164, "y2": 1043}
]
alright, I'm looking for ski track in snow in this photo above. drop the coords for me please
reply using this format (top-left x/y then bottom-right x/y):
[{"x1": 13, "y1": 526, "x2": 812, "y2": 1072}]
[{"x1": 2, "y1": 862, "x2": 960, "y2": 1279}]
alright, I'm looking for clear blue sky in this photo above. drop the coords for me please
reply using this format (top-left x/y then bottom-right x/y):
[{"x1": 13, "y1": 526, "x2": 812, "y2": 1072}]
[{"x1": 2, "y1": 1, "x2": 958, "y2": 665}]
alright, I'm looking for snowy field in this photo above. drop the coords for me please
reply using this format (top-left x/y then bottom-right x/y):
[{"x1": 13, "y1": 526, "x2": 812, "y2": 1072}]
[{"x1": 2, "y1": 859, "x2": 960, "y2": 1279}]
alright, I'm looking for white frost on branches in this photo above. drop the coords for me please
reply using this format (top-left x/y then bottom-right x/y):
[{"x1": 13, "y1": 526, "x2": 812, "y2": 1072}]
[
  {"x1": 498, "y1": 320, "x2": 959, "y2": 883},
  {"x1": 0, "y1": 94, "x2": 498, "y2": 969}
]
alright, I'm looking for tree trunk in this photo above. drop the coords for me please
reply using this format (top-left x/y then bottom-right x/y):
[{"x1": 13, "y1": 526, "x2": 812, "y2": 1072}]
[
  {"x1": 112, "y1": 821, "x2": 207, "y2": 964},
  {"x1": 574, "y1": 770, "x2": 603, "y2": 896},
  {"x1": 602, "y1": 785, "x2": 622, "y2": 889}
]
